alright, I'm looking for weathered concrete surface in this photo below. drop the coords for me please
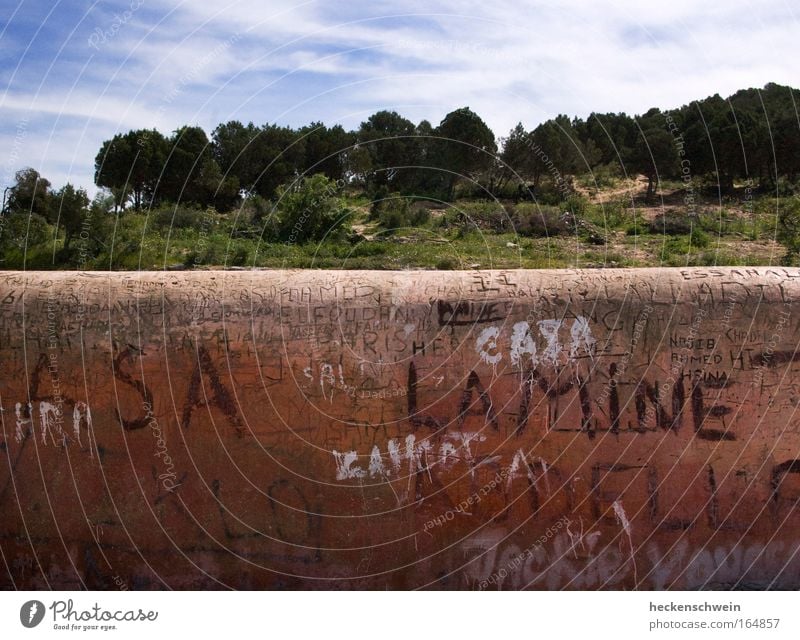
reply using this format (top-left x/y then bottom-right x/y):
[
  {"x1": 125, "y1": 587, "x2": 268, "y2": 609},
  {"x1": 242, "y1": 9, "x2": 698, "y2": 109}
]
[{"x1": 1, "y1": 268, "x2": 800, "y2": 590}]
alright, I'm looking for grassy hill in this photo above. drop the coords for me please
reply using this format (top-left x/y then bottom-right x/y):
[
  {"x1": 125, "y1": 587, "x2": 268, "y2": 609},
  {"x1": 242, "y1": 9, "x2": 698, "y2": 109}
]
[{"x1": 2, "y1": 173, "x2": 788, "y2": 271}]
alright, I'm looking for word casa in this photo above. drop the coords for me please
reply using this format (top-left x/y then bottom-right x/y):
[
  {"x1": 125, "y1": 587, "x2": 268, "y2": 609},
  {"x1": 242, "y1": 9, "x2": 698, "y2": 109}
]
[{"x1": 475, "y1": 316, "x2": 596, "y2": 368}]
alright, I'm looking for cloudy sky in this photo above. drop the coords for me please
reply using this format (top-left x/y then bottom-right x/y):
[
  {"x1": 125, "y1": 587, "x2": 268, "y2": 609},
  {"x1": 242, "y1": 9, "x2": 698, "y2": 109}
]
[{"x1": 1, "y1": 0, "x2": 797, "y2": 194}]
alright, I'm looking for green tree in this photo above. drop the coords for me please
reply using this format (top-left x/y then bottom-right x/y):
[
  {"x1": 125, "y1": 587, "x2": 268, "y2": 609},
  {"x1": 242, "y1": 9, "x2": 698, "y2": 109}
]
[
  {"x1": 212, "y1": 120, "x2": 258, "y2": 187},
  {"x1": 94, "y1": 129, "x2": 168, "y2": 210},
  {"x1": 499, "y1": 123, "x2": 536, "y2": 193},
  {"x1": 161, "y1": 126, "x2": 211, "y2": 204},
  {"x1": 357, "y1": 111, "x2": 418, "y2": 190},
  {"x1": 576, "y1": 112, "x2": 638, "y2": 170},
  {"x1": 213, "y1": 122, "x2": 304, "y2": 199},
  {"x1": 49, "y1": 183, "x2": 90, "y2": 248},
  {"x1": 162, "y1": 126, "x2": 238, "y2": 209},
  {"x1": 7, "y1": 167, "x2": 51, "y2": 216},
  {"x1": 297, "y1": 122, "x2": 353, "y2": 182},
  {"x1": 525, "y1": 116, "x2": 590, "y2": 196},
  {"x1": 433, "y1": 107, "x2": 497, "y2": 199},
  {"x1": 343, "y1": 144, "x2": 373, "y2": 185},
  {"x1": 625, "y1": 108, "x2": 676, "y2": 202}
]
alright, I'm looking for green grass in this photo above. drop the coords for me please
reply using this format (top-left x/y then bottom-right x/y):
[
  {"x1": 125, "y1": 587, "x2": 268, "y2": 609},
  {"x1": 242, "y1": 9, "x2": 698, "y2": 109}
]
[{"x1": 0, "y1": 189, "x2": 793, "y2": 270}]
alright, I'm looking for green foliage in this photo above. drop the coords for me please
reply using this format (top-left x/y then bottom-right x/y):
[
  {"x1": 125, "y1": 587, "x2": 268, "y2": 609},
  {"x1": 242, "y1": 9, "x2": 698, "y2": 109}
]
[
  {"x1": 7, "y1": 85, "x2": 800, "y2": 271},
  {"x1": 580, "y1": 163, "x2": 623, "y2": 190},
  {"x1": 690, "y1": 228, "x2": 710, "y2": 248},
  {"x1": 379, "y1": 203, "x2": 406, "y2": 233},
  {"x1": 49, "y1": 183, "x2": 90, "y2": 247},
  {"x1": 564, "y1": 193, "x2": 588, "y2": 216},
  {"x1": 6, "y1": 168, "x2": 51, "y2": 216},
  {"x1": 373, "y1": 197, "x2": 431, "y2": 233},
  {"x1": 513, "y1": 204, "x2": 571, "y2": 237},
  {"x1": 95, "y1": 129, "x2": 168, "y2": 210},
  {"x1": 357, "y1": 111, "x2": 418, "y2": 191},
  {"x1": 584, "y1": 199, "x2": 630, "y2": 230},
  {"x1": 408, "y1": 202, "x2": 431, "y2": 226},
  {"x1": 436, "y1": 257, "x2": 460, "y2": 270},
  {"x1": 0, "y1": 212, "x2": 50, "y2": 257},
  {"x1": 151, "y1": 204, "x2": 207, "y2": 230},
  {"x1": 648, "y1": 213, "x2": 694, "y2": 235},
  {"x1": 777, "y1": 198, "x2": 800, "y2": 264},
  {"x1": 433, "y1": 107, "x2": 497, "y2": 200},
  {"x1": 445, "y1": 201, "x2": 513, "y2": 233},
  {"x1": 276, "y1": 174, "x2": 349, "y2": 243},
  {"x1": 369, "y1": 185, "x2": 390, "y2": 220},
  {"x1": 348, "y1": 241, "x2": 387, "y2": 258},
  {"x1": 628, "y1": 108, "x2": 677, "y2": 202}
]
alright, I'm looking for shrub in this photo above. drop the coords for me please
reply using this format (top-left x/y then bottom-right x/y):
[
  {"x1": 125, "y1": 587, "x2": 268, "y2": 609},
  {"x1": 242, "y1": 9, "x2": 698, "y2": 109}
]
[
  {"x1": 690, "y1": 228, "x2": 710, "y2": 248},
  {"x1": 151, "y1": 204, "x2": 205, "y2": 230},
  {"x1": 513, "y1": 204, "x2": 571, "y2": 237},
  {"x1": 374, "y1": 197, "x2": 430, "y2": 230},
  {"x1": 777, "y1": 198, "x2": 800, "y2": 264},
  {"x1": 380, "y1": 204, "x2": 406, "y2": 233},
  {"x1": 564, "y1": 193, "x2": 588, "y2": 217},
  {"x1": 369, "y1": 185, "x2": 389, "y2": 220},
  {"x1": 408, "y1": 202, "x2": 431, "y2": 226},
  {"x1": 585, "y1": 199, "x2": 630, "y2": 230},
  {"x1": 0, "y1": 212, "x2": 50, "y2": 253},
  {"x1": 436, "y1": 257, "x2": 460, "y2": 270},
  {"x1": 276, "y1": 174, "x2": 349, "y2": 243},
  {"x1": 228, "y1": 244, "x2": 249, "y2": 266},
  {"x1": 648, "y1": 213, "x2": 694, "y2": 235},
  {"x1": 349, "y1": 242, "x2": 387, "y2": 258},
  {"x1": 447, "y1": 202, "x2": 513, "y2": 233}
]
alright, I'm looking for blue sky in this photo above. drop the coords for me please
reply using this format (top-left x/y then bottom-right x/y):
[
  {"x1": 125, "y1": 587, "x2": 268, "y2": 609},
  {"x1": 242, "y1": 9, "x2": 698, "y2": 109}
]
[{"x1": 1, "y1": 0, "x2": 797, "y2": 195}]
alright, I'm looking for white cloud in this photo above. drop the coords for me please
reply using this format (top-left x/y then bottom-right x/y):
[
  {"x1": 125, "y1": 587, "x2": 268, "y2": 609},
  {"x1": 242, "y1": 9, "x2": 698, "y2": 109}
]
[{"x1": 0, "y1": 0, "x2": 797, "y2": 192}]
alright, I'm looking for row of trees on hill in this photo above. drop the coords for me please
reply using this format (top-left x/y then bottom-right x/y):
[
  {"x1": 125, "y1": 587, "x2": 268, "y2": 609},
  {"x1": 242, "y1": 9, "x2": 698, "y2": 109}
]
[
  {"x1": 94, "y1": 107, "x2": 497, "y2": 212},
  {"x1": 500, "y1": 82, "x2": 800, "y2": 200},
  {"x1": 91, "y1": 83, "x2": 800, "y2": 212}
]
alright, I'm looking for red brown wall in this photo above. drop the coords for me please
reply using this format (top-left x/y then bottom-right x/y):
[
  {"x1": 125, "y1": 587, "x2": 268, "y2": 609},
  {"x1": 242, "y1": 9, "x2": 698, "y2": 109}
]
[{"x1": 2, "y1": 268, "x2": 800, "y2": 589}]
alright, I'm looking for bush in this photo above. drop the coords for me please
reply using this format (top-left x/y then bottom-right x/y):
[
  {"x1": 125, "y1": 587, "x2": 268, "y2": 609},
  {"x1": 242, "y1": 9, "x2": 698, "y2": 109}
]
[
  {"x1": 349, "y1": 242, "x2": 387, "y2": 258},
  {"x1": 151, "y1": 204, "x2": 205, "y2": 230},
  {"x1": 228, "y1": 244, "x2": 249, "y2": 266},
  {"x1": 369, "y1": 185, "x2": 390, "y2": 220},
  {"x1": 564, "y1": 193, "x2": 588, "y2": 217},
  {"x1": 585, "y1": 200, "x2": 630, "y2": 230},
  {"x1": 690, "y1": 228, "x2": 710, "y2": 248},
  {"x1": 659, "y1": 230, "x2": 709, "y2": 264},
  {"x1": 379, "y1": 203, "x2": 406, "y2": 233},
  {"x1": 445, "y1": 202, "x2": 513, "y2": 233},
  {"x1": 408, "y1": 202, "x2": 431, "y2": 226},
  {"x1": 661, "y1": 236, "x2": 691, "y2": 260},
  {"x1": 513, "y1": 204, "x2": 571, "y2": 237},
  {"x1": 588, "y1": 163, "x2": 623, "y2": 189},
  {"x1": 0, "y1": 212, "x2": 50, "y2": 254},
  {"x1": 648, "y1": 213, "x2": 694, "y2": 235},
  {"x1": 375, "y1": 199, "x2": 434, "y2": 231},
  {"x1": 777, "y1": 198, "x2": 800, "y2": 264},
  {"x1": 276, "y1": 174, "x2": 349, "y2": 243},
  {"x1": 436, "y1": 257, "x2": 460, "y2": 270}
]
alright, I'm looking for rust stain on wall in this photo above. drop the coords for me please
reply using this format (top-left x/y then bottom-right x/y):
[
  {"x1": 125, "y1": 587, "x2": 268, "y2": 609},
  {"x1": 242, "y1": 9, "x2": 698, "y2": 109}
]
[{"x1": 1, "y1": 267, "x2": 800, "y2": 589}]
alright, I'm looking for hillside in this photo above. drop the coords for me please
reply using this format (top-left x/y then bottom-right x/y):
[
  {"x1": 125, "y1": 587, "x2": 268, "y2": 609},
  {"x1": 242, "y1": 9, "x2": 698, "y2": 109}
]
[
  {"x1": 0, "y1": 173, "x2": 787, "y2": 270},
  {"x1": 2, "y1": 82, "x2": 799, "y2": 270}
]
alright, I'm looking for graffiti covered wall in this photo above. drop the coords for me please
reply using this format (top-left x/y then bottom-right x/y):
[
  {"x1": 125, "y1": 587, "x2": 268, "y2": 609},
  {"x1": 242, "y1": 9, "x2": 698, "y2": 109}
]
[{"x1": 1, "y1": 268, "x2": 800, "y2": 589}]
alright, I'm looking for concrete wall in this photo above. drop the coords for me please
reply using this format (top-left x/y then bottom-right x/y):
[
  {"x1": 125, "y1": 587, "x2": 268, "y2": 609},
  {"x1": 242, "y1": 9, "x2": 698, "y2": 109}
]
[{"x1": 1, "y1": 267, "x2": 800, "y2": 589}]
